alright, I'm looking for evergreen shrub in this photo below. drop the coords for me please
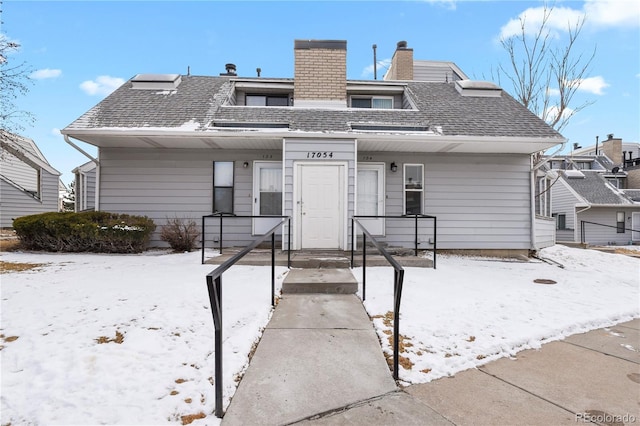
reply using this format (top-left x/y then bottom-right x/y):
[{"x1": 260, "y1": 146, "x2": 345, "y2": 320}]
[{"x1": 13, "y1": 211, "x2": 156, "y2": 253}]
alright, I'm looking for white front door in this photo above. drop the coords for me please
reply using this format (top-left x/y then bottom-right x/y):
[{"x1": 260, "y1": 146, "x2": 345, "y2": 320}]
[
  {"x1": 253, "y1": 162, "x2": 283, "y2": 235},
  {"x1": 633, "y1": 212, "x2": 640, "y2": 242},
  {"x1": 295, "y1": 163, "x2": 345, "y2": 249},
  {"x1": 357, "y1": 163, "x2": 385, "y2": 235}
]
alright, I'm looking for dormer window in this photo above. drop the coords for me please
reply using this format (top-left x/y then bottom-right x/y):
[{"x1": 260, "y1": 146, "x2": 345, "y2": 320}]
[
  {"x1": 350, "y1": 96, "x2": 393, "y2": 109},
  {"x1": 246, "y1": 94, "x2": 290, "y2": 106}
]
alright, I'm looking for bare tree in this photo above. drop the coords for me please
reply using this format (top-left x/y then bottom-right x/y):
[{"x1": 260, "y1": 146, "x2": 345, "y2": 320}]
[
  {"x1": 0, "y1": 2, "x2": 34, "y2": 136},
  {"x1": 494, "y1": 3, "x2": 596, "y2": 132}
]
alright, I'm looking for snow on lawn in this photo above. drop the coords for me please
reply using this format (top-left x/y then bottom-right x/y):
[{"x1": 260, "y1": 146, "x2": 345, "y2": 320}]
[
  {"x1": 1, "y1": 245, "x2": 638, "y2": 425},
  {"x1": 360, "y1": 244, "x2": 640, "y2": 384},
  {"x1": 1, "y1": 250, "x2": 288, "y2": 425}
]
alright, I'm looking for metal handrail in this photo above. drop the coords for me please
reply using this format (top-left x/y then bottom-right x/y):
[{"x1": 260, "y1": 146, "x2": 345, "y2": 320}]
[
  {"x1": 205, "y1": 217, "x2": 290, "y2": 418},
  {"x1": 580, "y1": 220, "x2": 640, "y2": 244},
  {"x1": 201, "y1": 213, "x2": 291, "y2": 265},
  {"x1": 351, "y1": 214, "x2": 437, "y2": 269},
  {"x1": 351, "y1": 218, "x2": 405, "y2": 381}
]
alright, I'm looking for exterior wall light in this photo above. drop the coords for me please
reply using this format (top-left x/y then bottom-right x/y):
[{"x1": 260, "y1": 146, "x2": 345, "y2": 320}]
[
  {"x1": 243, "y1": 161, "x2": 249, "y2": 168},
  {"x1": 390, "y1": 162, "x2": 398, "y2": 172}
]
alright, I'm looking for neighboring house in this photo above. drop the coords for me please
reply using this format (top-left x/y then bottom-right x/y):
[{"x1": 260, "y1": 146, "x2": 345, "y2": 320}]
[
  {"x1": 550, "y1": 169, "x2": 640, "y2": 245},
  {"x1": 61, "y1": 39, "x2": 565, "y2": 255},
  {"x1": 72, "y1": 161, "x2": 97, "y2": 212},
  {"x1": 0, "y1": 131, "x2": 62, "y2": 227}
]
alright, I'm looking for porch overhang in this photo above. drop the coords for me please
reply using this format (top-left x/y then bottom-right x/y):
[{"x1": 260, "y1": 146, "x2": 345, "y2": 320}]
[{"x1": 61, "y1": 128, "x2": 565, "y2": 155}]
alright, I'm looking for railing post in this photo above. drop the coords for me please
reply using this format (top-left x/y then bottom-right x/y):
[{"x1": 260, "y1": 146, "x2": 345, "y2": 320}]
[
  {"x1": 206, "y1": 275, "x2": 223, "y2": 418},
  {"x1": 287, "y1": 218, "x2": 291, "y2": 268},
  {"x1": 362, "y1": 232, "x2": 367, "y2": 302},
  {"x1": 350, "y1": 218, "x2": 354, "y2": 268},
  {"x1": 219, "y1": 214, "x2": 223, "y2": 255},
  {"x1": 414, "y1": 215, "x2": 418, "y2": 257},
  {"x1": 433, "y1": 217, "x2": 437, "y2": 270},
  {"x1": 271, "y1": 232, "x2": 276, "y2": 307},
  {"x1": 201, "y1": 215, "x2": 206, "y2": 265}
]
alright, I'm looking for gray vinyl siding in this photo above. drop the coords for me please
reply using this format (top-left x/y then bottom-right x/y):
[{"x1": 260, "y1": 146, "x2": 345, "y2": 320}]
[
  {"x1": 551, "y1": 180, "x2": 582, "y2": 242},
  {"x1": 1, "y1": 152, "x2": 39, "y2": 192},
  {"x1": 577, "y1": 207, "x2": 638, "y2": 246},
  {"x1": 534, "y1": 216, "x2": 556, "y2": 249},
  {"x1": 373, "y1": 153, "x2": 532, "y2": 250},
  {"x1": 76, "y1": 168, "x2": 96, "y2": 211},
  {"x1": 0, "y1": 170, "x2": 60, "y2": 227},
  {"x1": 99, "y1": 148, "x2": 281, "y2": 247}
]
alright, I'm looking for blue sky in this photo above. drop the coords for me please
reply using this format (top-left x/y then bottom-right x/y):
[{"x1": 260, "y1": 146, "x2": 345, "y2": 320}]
[{"x1": 3, "y1": 0, "x2": 639, "y2": 185}]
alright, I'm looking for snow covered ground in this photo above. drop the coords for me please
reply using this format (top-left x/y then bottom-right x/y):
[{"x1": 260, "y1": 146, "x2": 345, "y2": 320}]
[{"x1": 1, "y1": 245, "x2": 638, "y2": 425}]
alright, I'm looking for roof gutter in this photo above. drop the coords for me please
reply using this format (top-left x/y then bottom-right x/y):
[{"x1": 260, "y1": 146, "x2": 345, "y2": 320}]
[{"x1": 64, "y1": 135, "x2": 100, "y2": 165}]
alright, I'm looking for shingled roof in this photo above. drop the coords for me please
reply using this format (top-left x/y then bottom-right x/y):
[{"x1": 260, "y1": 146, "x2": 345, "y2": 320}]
[
  {"x1": 561, "y1": 170, "x2": 636, "y2": 205},
  {"x1": 64, "y1": 75, "x2": 563, "y2": 140}
]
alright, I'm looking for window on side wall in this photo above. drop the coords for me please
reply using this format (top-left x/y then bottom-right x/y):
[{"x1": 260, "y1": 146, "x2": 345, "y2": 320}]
[
  {"x1": 404, "y1": 164, "x2": 423, "y2": 215},
  {"x1": 213, "y1": 161, "x2": 234, "y2": 213},
  {"x1": 350, "y1": 96, "x2": 393, "y2": 109},
  {"x1": 617, "y1": 211, "x2": 625, "y2": 233},
  {"x1": 535, "y1": 177, "x2": 552, "y2": 217},
  {"x1": 246, "y1": 94, "x2": 290, "y2": 106},
  {"x1": 554, "y1": 213, "x2": 566, "y2": 230}
]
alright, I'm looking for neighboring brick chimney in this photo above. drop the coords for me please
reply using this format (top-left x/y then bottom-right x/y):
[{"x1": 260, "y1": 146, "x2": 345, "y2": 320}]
[
  {"x1": 386, "y1": 41, "x2": 414, "y2": 81},
  {"x1": 294, "y1": 40, "x2": 347, "y2": 108},
  {"x1": 602, "y1": 134, "x2": 623, "y2": 165}
]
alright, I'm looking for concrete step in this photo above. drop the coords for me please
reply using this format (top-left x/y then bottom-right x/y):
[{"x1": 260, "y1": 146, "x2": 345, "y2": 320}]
[{"x1": 282, "y1": 268, "x2": 358, "y2": 294}]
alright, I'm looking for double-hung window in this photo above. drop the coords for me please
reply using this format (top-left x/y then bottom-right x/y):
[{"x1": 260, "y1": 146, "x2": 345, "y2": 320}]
[
  {"x1": 617, "y1": 211, "x2": 625, "y2": 233},
  {"x1": 213, "y1": 161, "x2": 234, "y2": 213},
  {"x1": 404, "y1": 164, "x2": 423, "y2": 215}
]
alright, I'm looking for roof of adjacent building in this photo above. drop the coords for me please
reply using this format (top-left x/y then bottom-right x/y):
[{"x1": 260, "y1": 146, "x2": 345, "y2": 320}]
[
  {"x1": 560, "y1": 170, "x2": 636, "y2": 205},
  {"x1": 63, "y1": 75, "x2": 563, "y2": 140}
]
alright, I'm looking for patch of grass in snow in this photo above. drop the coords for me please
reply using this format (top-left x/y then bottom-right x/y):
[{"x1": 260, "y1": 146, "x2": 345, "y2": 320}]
[
  {"x1": 0, "y1": 334, "x2": 19, "y2": 351},
  {"x1": 180, "y1": 412, "x2": 206, "y2": 425},
  {"x1": 0, "y1": 260, "x2": 47, "y2": 273},
  {"x1": 95, "y1": 330, "x2": 124, "y2": 344}
]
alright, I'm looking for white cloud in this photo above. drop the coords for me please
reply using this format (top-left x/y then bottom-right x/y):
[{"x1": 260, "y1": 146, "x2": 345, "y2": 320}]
[
  {"x1": 80, "y1": 75, "x2": 125, "y2": 96},
  {"x1": 584, "y1": 0, "x2": 640, "y2": 27},
  {"x1": 544, "y1": 105, "x2": 574, "y2": 124},
  {"x1": 499, "y1": 0, "x2": 639, "y2": 40},
  {"x1": 547, "y1": 87, "x2": 561, "y2": 97},
  {"x1": 361, "y1": 58, "x2": 391, "y2": 78},
  {"x1": 30, "y1": 68, "x2": 62, "y2": 80},
  {"x1": 499, "y1": 6, "x2": 585, "y2": 40},
  {"x1": 51, "y1": 128, "x2": 61, "y2": 136},
  {"x1": 576, "y1": 76, "x2": 610, "y2": 95}
]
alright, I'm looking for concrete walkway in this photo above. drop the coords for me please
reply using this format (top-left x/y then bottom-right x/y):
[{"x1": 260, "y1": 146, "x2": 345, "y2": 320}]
[{"x1": 221, "y1": 288, "x2": 640, "y2": 425}]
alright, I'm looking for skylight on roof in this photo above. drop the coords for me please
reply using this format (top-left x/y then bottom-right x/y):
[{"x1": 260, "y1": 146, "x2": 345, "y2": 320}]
[
  {"x1": 564, "y1": 169, "x2": 585, "y2": 179},
  {"x1": 455, "y1": 80, "x2": 502, "y2": 97},
  {"x1": 131, "y1": 74, "x2": 182, "y2": 90}
]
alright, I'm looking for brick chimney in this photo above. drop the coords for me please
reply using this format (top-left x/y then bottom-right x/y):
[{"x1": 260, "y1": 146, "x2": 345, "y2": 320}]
[
  {"x1": 294, "y1": 40, "x2": 347, "y2": 108},
  {"x1": 386, "y1": 41, "x2": 414, "y2": 81},
  {"x1": 602, "y1": 134, "x2": 623, "y2": 165}
]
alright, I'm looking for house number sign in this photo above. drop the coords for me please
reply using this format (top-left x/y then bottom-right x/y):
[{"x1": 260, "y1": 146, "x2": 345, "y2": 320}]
[{"x1": 306, "y1": 152, "x2": 334, "y2": 159}]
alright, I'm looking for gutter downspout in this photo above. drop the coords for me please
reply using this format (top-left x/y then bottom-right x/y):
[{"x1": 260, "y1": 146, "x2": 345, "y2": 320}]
[
  {"x1": 530, "y1": 140, "x2": 567, "y2": 251},
  {"x1": 64, "y1": 135, "x2": 100, "y2": 211},
  {"x1": 575, "y1": 204, "x2": 592, "y2": 243}
]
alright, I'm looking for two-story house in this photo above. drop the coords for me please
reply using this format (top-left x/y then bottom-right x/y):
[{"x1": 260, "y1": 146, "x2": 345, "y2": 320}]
[{"x1": 62, "y1": 39, "x2": 565, "y2": 255}]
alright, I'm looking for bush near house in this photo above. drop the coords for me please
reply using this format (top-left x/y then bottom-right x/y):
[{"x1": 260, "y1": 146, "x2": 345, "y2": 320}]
[
  {"x1": 160, "y1": 218, "x2": 200, "y2": 252},
  {"x1": 13, "y1": 211, "x2": 156, "y2": 253}
]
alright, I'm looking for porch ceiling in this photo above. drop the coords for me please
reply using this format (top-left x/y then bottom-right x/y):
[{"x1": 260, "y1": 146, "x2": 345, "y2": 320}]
[{"x1": 64, "y1": 131, "x2": 564, "y2": 155}]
